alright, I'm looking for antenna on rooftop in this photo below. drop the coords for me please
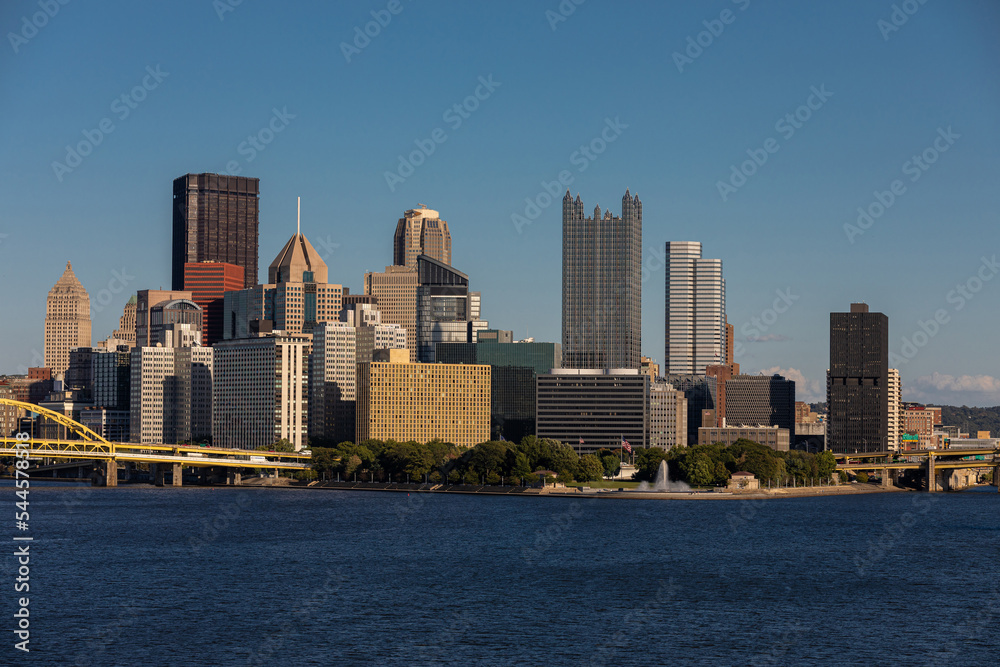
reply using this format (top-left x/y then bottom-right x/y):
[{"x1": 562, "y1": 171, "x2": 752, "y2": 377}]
[{"x1": 297, "y1": 197, "x2": 301, "y2": 236}]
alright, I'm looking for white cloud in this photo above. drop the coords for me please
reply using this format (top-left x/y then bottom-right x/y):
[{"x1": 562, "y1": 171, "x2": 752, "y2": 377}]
[
  {"x1": 906, "y1": 373, "x2": 1000, "y2": 406},
  {"x1": 758, "y1": 366, "x2": 823, "y2": 403}
]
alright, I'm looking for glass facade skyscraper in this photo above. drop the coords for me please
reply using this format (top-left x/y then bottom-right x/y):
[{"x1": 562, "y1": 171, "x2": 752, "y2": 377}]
[
  {"x1": 561, "y1": 189, "x2": 642, "y2": 369},
  {"x1": 172, "y1": 173, "x2": 260, "y2": 290},
  {"x1": 664, "y1": 241, "x2": 726, "y2": 375}
]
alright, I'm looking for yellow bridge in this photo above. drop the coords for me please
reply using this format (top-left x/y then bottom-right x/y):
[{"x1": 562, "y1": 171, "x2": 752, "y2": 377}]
[
  {"x1": 834, "y1": 448, "x2": 1000, "y2": 492},
  {"x1": 0, "y1": 398, "x2": 311, "y2": 486}
]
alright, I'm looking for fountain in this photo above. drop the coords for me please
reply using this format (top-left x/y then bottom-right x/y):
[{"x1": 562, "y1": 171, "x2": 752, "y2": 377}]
[{"x1": 637, "y1": 460, "x2": 691, "y2": 492}]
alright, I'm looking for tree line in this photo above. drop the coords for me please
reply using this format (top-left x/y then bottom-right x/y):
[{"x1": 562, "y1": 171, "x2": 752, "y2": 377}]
[{"x1": 305, "y1": 436, "x2": 838, "y2": 487}]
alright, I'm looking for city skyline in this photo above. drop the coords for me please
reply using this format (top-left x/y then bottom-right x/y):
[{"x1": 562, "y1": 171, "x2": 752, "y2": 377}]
[{"x1": 2, "y1": 2, "x2": 998, "y2": 407}]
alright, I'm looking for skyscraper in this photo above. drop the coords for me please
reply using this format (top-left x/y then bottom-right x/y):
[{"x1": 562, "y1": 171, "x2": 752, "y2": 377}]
[
  {"x1": 664, "y1": 242, "x2": 726, "y2": 375},
  {"x1": 172, "y1": 173, "x2": 260, "y2": 290},
  {"x1": 561, "y1": 189, "x2": 642, "y2": 369},
  {"x1": 393, "y1": 205, "x2": 451, "y2": 268},
  {"x1": 364, "y1": 265, "x2": 419, "y2": 361},
  {"x1": 223, "y1": 217, "x2": 343, "y2": 339},
  {"x1": 416, "y1": 255, "x2": 485, "y2": 363},
  {"x1": 44, "y1": 262, "x2": 91, "y2": 375},
  {"x1": 828, "y1": 303, "x2": 889, "y2": 453},
  {"x1": 183, "y1": 261, "x2": 244, "y2": 346}
]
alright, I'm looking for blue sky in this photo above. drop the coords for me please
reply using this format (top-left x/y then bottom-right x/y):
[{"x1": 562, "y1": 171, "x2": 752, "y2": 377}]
[{"x1": 1, "y1": 0, "x2": 998, "y2": 406}]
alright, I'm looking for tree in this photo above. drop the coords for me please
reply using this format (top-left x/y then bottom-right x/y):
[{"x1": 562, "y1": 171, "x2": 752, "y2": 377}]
[
  {"x1": 838, "y1": 470, "x2": 848, "y2": 483},
  {"x1": 259, "y1": 438, "x2": 295, "y2": 452},
  {"x1": 816, "y1": 451, "x2": 837, "y2": 479},
  {"x1": 856, "y1": 471, "x2": 869, "y2": 483},
  {"x1": 601, "y1": 455, "x2": 621, "y2": 479},
  {"x1": 470, "y1": 441, "x2": 511, "y2": 477},
  {"x1": 576, "y1": 454, "x2": 603, "y2": 482},
  {"x1": 686, "y1": 453, "x2": 716, "y2": 487},
  {"x1": 510, "y1": 452, "x2": 533, "y2": 484}
]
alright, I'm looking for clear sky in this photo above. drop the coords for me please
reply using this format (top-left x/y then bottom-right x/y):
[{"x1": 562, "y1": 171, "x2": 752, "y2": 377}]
[{"x1": 1, "y1": 0, "x2": 998, "y2": 406}]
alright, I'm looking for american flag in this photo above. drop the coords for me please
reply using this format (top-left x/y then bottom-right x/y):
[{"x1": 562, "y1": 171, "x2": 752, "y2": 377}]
[
  {"x1": 621, "y1": 439, "x2": 632, "y2": 453},
  {"x1": 579, "y1": 437, "x2": 584, "y2": 445}
]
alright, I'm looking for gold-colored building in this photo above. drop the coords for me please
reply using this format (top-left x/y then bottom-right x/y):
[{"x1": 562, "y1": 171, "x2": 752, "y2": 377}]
[
  {"x1": 356, "y1": 352, "x2": 490, "y2": 448},
  {"x1": 44, "y1": 261, "x2": 91, "y2": 375}
]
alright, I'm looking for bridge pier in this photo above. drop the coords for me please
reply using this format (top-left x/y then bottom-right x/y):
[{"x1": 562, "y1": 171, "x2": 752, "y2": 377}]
[
  {"x1": 152, "y1": 463, "x2": 165, "y2": 487},
  {"x1": 925, "y1": 455, "x2": 936, "y2": 493},
  {"x1": 227, "y1": 471, "x2": 242, "y2": 486},
  {"x1": 994, "y1": 465, "x2": 1000, "y2": 492},
  {"x1": 172, "y1": 463, "x2": 183, "y2": 487},
  {"x1": 881, "y1": 469, "x2": 891, "y2": 488}
]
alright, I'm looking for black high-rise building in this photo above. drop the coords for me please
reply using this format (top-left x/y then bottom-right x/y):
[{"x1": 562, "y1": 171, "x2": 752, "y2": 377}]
[
  {"x1": 172, "y1": 173, "x2": 260, "y2": 290},
  {"x1": 828, "y1": 303, "x2": 889, "y2": 453}
]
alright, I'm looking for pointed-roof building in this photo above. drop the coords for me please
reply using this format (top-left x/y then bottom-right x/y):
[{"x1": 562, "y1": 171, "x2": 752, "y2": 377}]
[
  {"x1": 44, "y1": 261, "x2": 91, "y2": 375},
  {"x1": 223, "y1": 200, "x2": 342, "y2": 338}
]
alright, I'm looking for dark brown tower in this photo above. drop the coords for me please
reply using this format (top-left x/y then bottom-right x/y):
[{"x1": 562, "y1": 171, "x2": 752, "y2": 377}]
[
  {"x1": 828, "y1": 303, "x2": 889, "y2": 453},
  {"x1": 172, "y1": 173, "x2": 260, "y2": 290}
]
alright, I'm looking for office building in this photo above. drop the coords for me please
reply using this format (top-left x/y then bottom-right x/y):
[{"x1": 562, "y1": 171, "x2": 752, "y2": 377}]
[
  {"x1": 224, "y1": 228, "x2": 343, "y2": 339},
  {"x1": 92, "y1": 346, "x2": 131, "y2": 411},
  {"x1": 723, "y1": 373, "x2": 796, "y2": 440},
  {"x1": 536, "y1": 369, "x2": 648, "y2": 455},
  {"x1": 887, "y1": 368, "x2": 901, "y2": 450},
  {"x1": 149, "y1": 299, "x2": 203, "y2": 348},
  {"x1": 106, "y1": 295, "x2": 137, "y2": 348},
  {"x1": 664, "y1": 242, "x2": 726, "y2": 375},
  {"x1": 478, "y1": 329, "x2": 513, "y2": 344},
  {"x1": 213, "y1": 333, "x2": 310, "y2": 450},
  {"x1": 649, "y1": 379, "x2": 687, "y2": 449},
  {"x1": 0, "y1": 382, "x2": 22, "y2": 436},
  {"x1": 341, "y1": 302, "x2": 407, "y2": 364},
  {"x1": 135, "y1": 290, "x2": 194, "y2": 348},
  {"x1": 698, "y1": 425, "x2": 790, "y2": 451},
  {"x1": 309, "y1": 321, "x2": 357, "y2": 445},
  {"x1": 828, "y1": 303, "x2": 889, "y2": 453},
  {"x1": 901, "y1": 405, "x2": 937, "y2": 450},
  {"x1": 130, "y1": 346, "x2": 213, "y2": 444},
  {"x1": 416, "y1": 255, "x2": 485, "y2": 363},
  {"x1": 356, "y1": 351, "x2": 490, "y2": 448},
  {"x1": 436, "y1": 340, "x2": 561, "y2": 442},
  {"x1": 183, "y1": 261, "x2": 244, "y2": 345},
  {"x1": 393, "y1": 204, "x2": 451, "y2": 268},
  {"x1": 66, "y1": 347, "x2": 95, "y2": 396},
  {"x1": 640, "y1": 356, "x2": 660, "y2": 382},
  {"x1": 664, "y1": 374, "x2": 719, "y2": 446},
  {"x1": 364, "y1": 265, "x2": 419, "y2": 361},
  {"x1": 80, "y1": 407, "x2": 130, "y2": 443},
  {"x1": 172, "y1": 173, "x2": 260, "y2": 290},
  {"x1": 562, "y1": 190, "x2": 642, "y2": 369},
  {"x1": 44, "y1": 261, "x2": 91, "y2": 375}
]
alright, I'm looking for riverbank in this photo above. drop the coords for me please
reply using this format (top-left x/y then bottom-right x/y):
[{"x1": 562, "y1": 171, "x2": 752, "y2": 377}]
[{"x1": 295, "y1": 479, "x2": 913, "y2": 499}]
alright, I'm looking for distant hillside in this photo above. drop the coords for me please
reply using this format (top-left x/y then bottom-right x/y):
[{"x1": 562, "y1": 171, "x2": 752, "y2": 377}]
[
  {"x1": 807, "y1": 403, "x2": 1000, "y2": 436},
  {"x1": 935, "y1": 406, "x2": 1000, "y2": 437}
]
